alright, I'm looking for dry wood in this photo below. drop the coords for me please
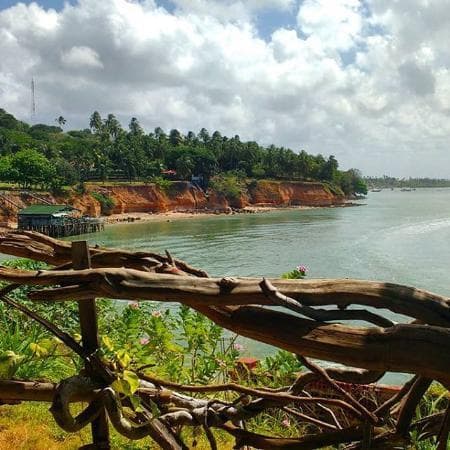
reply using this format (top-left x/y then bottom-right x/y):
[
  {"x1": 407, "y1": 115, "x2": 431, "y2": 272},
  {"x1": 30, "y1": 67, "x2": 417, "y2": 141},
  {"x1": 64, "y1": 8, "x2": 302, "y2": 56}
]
[
  {"x1": 72, "y1": 241, "x2": 110, "y2": 448},
  {"x1": 0, "y1": 265, "x2": 448, "y2": 326},
  {"x1": 222, "y1": 423, "x2": 385, "y2": 450},
  {"x1": 0, "y1": 231, "x2": 449, "y2": 449},
  {"x1": 437, "y1": 405, "x2": 450, "y2": 450},
  {"x1": 396, "y1": 377, "x2": 432, "y2": 435},
  {"x1": 0, "y1": 230, "x2": 208, "y2": 277},
  {"x1": 1, "y1": 266, "x2": 449, "y2": 382},
  {"x1": 195, "y1": 305, "x2": 450, "y2": 386}
]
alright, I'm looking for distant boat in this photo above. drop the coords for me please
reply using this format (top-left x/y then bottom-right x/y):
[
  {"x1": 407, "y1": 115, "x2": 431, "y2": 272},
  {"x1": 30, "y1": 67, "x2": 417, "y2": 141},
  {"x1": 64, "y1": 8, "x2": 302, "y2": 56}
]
[
  {"x1": 371, "y1": 189, "x2": 382, "y2": 192},
  {"x1": 400, "y1": 188, "x2": 412, "y2": 192}
]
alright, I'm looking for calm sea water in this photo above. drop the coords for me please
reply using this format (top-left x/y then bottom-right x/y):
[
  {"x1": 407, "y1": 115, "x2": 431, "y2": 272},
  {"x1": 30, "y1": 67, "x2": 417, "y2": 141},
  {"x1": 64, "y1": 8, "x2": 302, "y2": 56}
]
[
  {"x1": 84, "y1": 188, "x2": 450, "y2": 295},
  {"x1": 9, "y1": 188, "x2": 450, "y2": 383}
]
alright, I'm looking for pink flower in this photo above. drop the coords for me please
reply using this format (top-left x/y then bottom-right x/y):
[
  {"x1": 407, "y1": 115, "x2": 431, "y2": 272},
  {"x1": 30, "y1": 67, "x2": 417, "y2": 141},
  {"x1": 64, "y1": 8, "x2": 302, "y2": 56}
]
[
  {"x1": 281, "y1": 418, "x2": 291, "y2": 428},
  {"x1": 296, "y1": 265, "x2": 308, "y2": 274},
  {"x1": 140, "y1": 337, "x2": 150, "y2": 345},
  {"x1": 233, "y1": 343, "x2": 244, "y2": 352},
  {"x1": 129, "y1": 302, "x2": 139, "y2": 310},
  {"x1": 151, "y1": 310, "x2": 162, "y2": 318}
]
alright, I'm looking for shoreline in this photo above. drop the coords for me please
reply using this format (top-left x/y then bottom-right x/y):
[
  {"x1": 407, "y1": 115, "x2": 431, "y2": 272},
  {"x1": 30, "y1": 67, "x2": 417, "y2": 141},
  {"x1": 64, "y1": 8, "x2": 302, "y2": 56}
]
[
  {"x1": 101, "y1": 202, "x2": 361, "y2": 226},
  {"x1": 0, "y1": 202, "x2": 362, "y2": 234},
  {"x1": 102, "y1": 206, "x2": 310, "y2": 225}
]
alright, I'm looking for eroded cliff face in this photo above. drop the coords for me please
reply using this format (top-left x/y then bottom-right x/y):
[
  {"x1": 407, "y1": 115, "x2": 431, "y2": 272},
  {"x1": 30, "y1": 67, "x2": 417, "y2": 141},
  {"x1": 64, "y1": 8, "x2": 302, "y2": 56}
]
[
  {"x1": 0, "y1": 181, "x2": 345, "y2": 225},
  {"x1": 86, "y1": 183, "x2": 209, "y2": 214},
  {"x1": 83, "y1": 181, "x2": 343, "y2": 215},
  {"x1": 249, "y1": 181, "x2": 345, "y2": 207}
]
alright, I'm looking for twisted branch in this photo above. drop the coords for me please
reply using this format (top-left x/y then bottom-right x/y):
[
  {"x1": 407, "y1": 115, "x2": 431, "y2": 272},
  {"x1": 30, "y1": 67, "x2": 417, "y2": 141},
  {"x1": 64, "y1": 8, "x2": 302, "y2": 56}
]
[{"x1": 0, "y1": 231, "x2": 448, "y2": 449}]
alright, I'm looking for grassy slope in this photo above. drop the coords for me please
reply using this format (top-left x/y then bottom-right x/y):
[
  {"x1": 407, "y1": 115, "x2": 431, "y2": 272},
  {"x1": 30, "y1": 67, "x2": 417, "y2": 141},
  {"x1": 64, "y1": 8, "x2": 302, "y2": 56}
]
[{"x1": 0, "y1": 403, "x2": 233, "y2": 450}]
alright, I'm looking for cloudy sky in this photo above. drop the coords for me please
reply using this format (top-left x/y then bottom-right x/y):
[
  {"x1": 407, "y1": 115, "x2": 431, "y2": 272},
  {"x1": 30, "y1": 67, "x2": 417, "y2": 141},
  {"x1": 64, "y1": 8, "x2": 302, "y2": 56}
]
[{"x1": 1, "y1": 0, "x2": 449, "y2": 177}]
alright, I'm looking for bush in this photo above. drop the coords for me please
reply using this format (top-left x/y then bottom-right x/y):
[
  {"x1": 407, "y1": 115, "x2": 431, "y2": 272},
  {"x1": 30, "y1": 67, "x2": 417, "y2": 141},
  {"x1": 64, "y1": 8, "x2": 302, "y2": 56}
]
[
  {"x1": 91, "y1": 192, "x2": 115, "y2": 215},
  {"x1": 209, "y1": 173, "x2": 245, "y2": 201},
  {"x1": 149, "y1": 176, "x2": 172, "y2": 193},
  {"x1": 281, "y1": 265, "x2": 308, "y2": 279}
]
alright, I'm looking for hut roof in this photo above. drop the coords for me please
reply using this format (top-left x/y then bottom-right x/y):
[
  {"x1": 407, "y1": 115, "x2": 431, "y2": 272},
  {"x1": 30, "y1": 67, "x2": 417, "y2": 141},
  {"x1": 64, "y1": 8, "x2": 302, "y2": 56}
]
[{"x1": 18, "y1": 204, "x2": 77, "y2": 216}]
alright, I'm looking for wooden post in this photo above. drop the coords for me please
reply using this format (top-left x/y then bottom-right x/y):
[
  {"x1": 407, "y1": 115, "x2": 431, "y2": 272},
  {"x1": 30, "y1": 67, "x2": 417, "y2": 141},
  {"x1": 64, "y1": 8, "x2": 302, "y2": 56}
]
[{"x1": 72, "y1": 241, "x2": 110, "y2": 449}]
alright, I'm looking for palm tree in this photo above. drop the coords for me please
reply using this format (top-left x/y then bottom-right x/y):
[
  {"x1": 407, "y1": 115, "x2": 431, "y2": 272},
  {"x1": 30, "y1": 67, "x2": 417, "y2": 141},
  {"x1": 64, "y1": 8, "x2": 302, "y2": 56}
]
[
  {"x1": 55, "y1": 116, "x2": 67, "y2": 127},
  {"x1": 89, "y1": 111, "x2": 102, "y2": 133}
]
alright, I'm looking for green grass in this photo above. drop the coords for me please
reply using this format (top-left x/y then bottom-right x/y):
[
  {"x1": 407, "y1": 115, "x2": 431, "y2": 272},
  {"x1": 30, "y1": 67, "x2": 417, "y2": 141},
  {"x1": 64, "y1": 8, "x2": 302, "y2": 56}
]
[{"x1": 0, "y1": 402, "x2": 234, "y2": 450}]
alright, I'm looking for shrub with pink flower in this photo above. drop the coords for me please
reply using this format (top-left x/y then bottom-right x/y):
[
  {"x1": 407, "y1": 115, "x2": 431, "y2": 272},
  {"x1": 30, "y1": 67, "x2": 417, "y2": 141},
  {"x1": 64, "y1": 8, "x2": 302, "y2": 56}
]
[
  {"x1": 281, "y1": 264, "x2": 309, "y2": 279},
  {"x1": 128, "y1": 302, "x2": 139, "y2": 310},
  {"x1": 233, "y1": 343, "x2": 244, "y2": 352},
  {"x1": 140, "y1": 337, "x2": 150, "y2": 345},
  {"x1": 151, "y1": 310, "x2": 162, "y2": 318}
]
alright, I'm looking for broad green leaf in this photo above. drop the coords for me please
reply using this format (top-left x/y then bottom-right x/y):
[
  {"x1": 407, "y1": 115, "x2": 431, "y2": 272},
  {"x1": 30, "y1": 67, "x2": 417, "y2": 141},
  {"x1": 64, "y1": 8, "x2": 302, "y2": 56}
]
[
  {"x1": 123, "y1": 370, "x2": 140, "y2": 394},
  {"x1": 111, "y1": 378, "x2": 131, "y2": 396}
]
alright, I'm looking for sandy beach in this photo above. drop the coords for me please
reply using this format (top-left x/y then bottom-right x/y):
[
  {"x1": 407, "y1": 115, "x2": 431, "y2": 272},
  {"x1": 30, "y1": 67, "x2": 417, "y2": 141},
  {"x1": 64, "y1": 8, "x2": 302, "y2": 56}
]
[{"x1": 101, "y1": 206, "x2": 318, "y2": 226}]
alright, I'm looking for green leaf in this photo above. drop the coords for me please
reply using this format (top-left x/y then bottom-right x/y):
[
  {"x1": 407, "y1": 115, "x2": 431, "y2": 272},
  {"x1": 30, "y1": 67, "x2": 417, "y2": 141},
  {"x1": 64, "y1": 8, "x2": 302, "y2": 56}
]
[
  {"x1": 148, "y1": 399, "x2": 161, "y2": 418},
  {"x1": 123, "y1": 370, "x2": 140, "y2": 394},
  {"x1": 129, "y1": 394, "x2": 142, "y2": 412},
  {"x1": 29, "y1": 342, "x2": 48, "y2": 357},
  {"x1": 102, "y1": 335, "x2": 114, "y2": 352},
  {"x1": 116, "y1": 349, "x2": 131, "y2": 368},
  {"x1": 0, "y1": 351, "x2": 24, "y2": 378},
  {"x1": 111, "y1": 378, "x2": 131, "y2": 396}
]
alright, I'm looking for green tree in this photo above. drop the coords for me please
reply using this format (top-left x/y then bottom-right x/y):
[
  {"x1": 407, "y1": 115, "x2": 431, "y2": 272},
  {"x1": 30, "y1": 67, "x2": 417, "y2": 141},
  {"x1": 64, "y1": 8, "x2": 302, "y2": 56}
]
[
  {"x1": 175, "y1": 154, "x2": 194, "y2": 180},
  {"x1": 319, "y1": 155, "x2": 338, "y2": 181},
  {"x1": 55, "y1": 116, "x2": 66, "y2": 127},
  {"x1": 0, "y1": 155, "x2": 12, "y2": 183},
  {"x1": 104, "y1": 114, "x2": 122, "y2": 140},
  {"x1": 0, "y1": 109, "x2": 29, "y2": 131},
  {"x1": 169, "y1": 129, "x2": 183, "y2": 146},
  {"x1": 128, "y1": 117, "x2": 143, "y2": 136},
  {"x1": 89, "y1": 111, "x2": 103, "y2": 133},
  {"x1": 8, "y1": 149, "x2": 56, "y2": 188}
]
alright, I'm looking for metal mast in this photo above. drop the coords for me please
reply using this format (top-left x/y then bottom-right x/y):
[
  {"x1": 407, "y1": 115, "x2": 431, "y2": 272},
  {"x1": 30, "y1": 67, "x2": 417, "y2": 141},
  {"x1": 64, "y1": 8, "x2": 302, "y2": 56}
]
[{"x1": 31, "y1": 77, "x2": 36, "y2": 123}]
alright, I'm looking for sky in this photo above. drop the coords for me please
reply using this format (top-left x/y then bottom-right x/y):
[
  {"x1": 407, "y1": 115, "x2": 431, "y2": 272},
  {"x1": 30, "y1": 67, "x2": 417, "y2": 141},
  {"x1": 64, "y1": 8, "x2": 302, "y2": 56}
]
[{"x1": 1, "y1": 0, "x2": 450, "y2": 177}]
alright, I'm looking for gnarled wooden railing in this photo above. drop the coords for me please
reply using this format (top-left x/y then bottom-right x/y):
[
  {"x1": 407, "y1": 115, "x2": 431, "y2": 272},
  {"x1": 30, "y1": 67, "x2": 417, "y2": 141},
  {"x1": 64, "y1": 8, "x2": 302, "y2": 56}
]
[{"x1": 0, "y1": 230, "x2": 449, "y2": 449}]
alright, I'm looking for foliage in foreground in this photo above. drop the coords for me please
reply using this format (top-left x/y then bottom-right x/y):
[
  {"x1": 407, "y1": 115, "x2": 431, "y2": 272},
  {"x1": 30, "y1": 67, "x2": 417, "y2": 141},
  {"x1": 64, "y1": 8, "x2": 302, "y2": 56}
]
[{"x1": 0, "y1": 259, "x2": 448, "y2": 449}]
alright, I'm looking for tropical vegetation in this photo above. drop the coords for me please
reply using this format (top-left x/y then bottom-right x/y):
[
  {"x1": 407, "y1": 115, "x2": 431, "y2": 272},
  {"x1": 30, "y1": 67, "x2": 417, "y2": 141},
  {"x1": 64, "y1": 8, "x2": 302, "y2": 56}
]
[{"x1": 0, "y1": 108, "x2": 367, "y2": 196}]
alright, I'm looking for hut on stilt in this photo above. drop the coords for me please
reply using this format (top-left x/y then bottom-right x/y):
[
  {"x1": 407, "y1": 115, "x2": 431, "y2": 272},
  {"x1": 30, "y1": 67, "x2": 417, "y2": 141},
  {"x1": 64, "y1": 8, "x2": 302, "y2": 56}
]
[{"x1": 17, "y1": 204, "x2": 104, "y2": 237}]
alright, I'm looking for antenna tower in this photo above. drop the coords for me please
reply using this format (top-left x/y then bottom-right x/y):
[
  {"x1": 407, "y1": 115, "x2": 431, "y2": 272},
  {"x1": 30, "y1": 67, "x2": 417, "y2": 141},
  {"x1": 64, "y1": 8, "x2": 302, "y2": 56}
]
[{"x1": 31, "y1": 77, "x2": 36, "y2": 123}]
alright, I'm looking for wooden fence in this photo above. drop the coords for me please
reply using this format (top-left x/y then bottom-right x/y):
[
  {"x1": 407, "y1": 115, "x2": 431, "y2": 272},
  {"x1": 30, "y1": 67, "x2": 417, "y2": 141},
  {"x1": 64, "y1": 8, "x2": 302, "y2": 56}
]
[{"x1": 0, "y1": 230, "x2": 448, "y2": 449}]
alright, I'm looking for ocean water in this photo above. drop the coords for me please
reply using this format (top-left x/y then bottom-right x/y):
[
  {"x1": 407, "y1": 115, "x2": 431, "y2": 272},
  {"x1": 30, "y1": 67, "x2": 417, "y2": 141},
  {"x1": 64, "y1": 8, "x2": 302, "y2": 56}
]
[{"x1": 83, "y1": 188, "x2": 450, "y2": 296}]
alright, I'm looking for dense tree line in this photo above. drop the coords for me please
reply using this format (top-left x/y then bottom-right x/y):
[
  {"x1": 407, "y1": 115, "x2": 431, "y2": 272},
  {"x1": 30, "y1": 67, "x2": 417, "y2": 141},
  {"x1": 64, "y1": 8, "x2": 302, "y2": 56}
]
[
  {"x1": 0, "y1": 108, "x2": 367, "y2": 195},
  {"x1": 366, "y1": 176, "x2": 450, "y2": 189}
]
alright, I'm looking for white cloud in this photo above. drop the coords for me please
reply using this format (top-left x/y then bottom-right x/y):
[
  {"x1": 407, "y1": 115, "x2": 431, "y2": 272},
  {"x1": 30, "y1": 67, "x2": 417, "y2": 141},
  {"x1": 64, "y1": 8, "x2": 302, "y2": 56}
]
[
  {"x1": 61, "y1": 46, "x2": 104, "y2": 69},
  {"x1": 297, "y1": 0, "x2": 362, "y2": 51},
  {"x1": 0, "y1": 0, "x2": 450, "y2": 177}
]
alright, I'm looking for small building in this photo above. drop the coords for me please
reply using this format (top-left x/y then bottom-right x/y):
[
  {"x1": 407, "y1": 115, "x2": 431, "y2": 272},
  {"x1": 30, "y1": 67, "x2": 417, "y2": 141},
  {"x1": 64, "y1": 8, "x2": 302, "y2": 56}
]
[{"x1": 18, "y1": 204, "x2": 103, "y2": 237}]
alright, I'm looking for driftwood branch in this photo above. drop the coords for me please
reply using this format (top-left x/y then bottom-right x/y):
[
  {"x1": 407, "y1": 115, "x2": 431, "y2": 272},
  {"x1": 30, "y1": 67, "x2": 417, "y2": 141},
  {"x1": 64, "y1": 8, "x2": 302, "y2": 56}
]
[
  {"x1": 0, "y1": 266, "x2": 448, "y2": 326},
  {"x1": 0, "y1": 231, "x2": 448, "y2": 449},
  {"x1": 0, "y1": 230, "x2": 208, "y2": 277},
  {"x1": 1, "y1": 265, "x2": 449, "y2": 383}
]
